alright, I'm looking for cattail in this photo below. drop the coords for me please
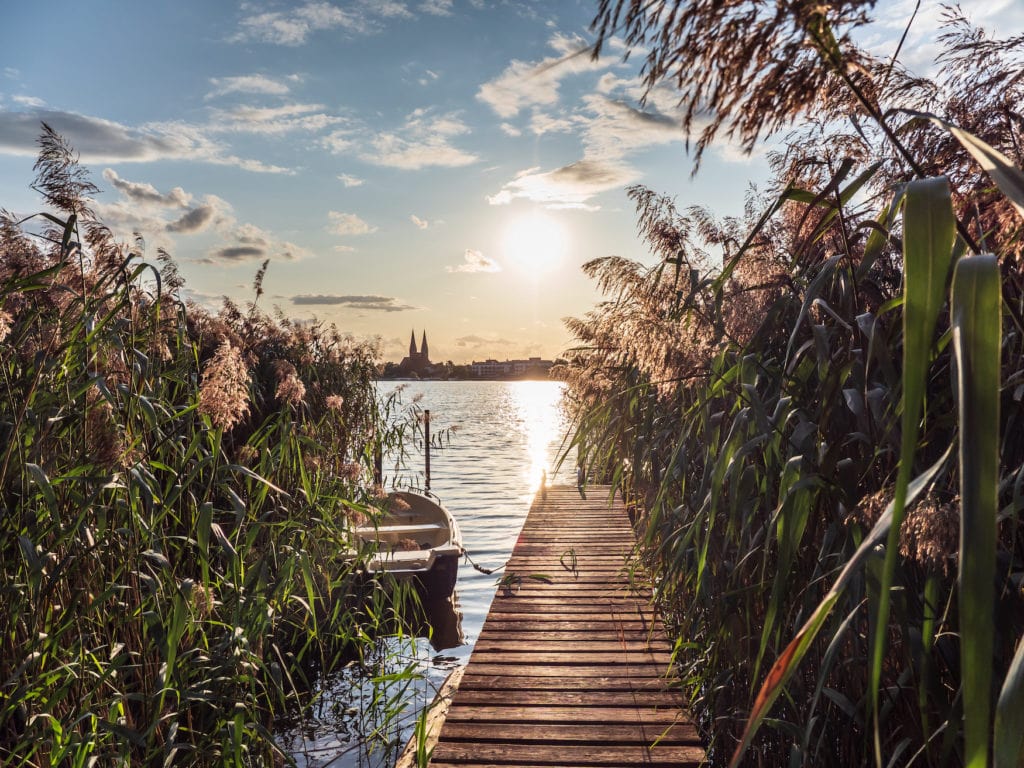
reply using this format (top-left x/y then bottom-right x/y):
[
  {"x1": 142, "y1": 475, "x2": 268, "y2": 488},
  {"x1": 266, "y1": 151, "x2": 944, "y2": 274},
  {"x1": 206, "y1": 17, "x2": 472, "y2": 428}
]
[{"x1": 198, "y1": 340, "x2": 250, "y2": 431}]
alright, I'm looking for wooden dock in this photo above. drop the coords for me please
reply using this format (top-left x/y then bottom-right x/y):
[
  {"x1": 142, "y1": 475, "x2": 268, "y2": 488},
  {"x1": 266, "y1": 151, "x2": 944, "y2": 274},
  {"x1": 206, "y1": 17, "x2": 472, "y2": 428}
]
[{"x1": 429, "y1": 485, "x2": 704, "y2": 767}]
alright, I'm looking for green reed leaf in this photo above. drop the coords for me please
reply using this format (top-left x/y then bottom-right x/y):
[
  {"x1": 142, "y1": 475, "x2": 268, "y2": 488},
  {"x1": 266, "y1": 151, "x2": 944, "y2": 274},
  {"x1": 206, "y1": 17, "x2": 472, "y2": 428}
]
[
  {"x1": 728, "y1": 446, "x2": 952, "y2": 768},
  {"x1": 951, "y1": 254, "x2": 1001, "y2": 768},
  {"x1": 871, "y1": 176, "x2": 955, "y2": 761},
  {"x1": 995, "y1": 638, "x2": 1024, "y2": 768}
]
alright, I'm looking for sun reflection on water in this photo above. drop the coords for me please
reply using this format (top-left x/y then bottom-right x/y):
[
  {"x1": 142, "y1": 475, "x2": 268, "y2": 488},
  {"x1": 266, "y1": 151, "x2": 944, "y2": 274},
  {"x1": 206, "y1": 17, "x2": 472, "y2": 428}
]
[{"x1": 510, "y1": 380, "x2": 569, "y2": 494}]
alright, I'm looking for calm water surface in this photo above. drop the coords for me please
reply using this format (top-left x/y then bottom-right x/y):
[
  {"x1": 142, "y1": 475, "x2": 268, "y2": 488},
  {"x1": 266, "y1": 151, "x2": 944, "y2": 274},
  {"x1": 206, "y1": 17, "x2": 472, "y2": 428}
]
[{"x1": 280, "y1": 380, "x2": 575, "y2": 766}]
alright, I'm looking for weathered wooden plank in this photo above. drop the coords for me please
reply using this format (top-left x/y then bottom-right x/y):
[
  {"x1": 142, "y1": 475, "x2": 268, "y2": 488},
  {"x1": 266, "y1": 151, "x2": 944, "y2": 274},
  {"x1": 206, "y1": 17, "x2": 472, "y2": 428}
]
[
  {"x1": 430, "y1": 743, "x2": 704, "y2": 766},
  {"x1": 457, "y1": 674, "x2": 676, "y2": 692},
  {"x1": 468, "y1": 651, "x2": 675, "y2": 671},
  {"x1": 438, "y1": 722, "x2": 700, "y2": 744},
  {"x1": 450, "y1": 690, "x2": 682, "y2": 707},
  {"x1": 454, "y1": 664, "x2": 670, "y2": 678},
  {"x1": 472, "y1": 641, "x2": 673, "y2": 654},
  {"x1": 444, "y1": 708, "x2": 683, "y2": 727}
]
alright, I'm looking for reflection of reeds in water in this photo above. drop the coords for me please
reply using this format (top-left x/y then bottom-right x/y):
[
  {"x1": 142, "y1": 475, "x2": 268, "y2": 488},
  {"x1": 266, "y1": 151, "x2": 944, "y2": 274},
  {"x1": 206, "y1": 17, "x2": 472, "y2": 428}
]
[{"x1": 0, "y1": 127, "x2": 426, "y2": 765}]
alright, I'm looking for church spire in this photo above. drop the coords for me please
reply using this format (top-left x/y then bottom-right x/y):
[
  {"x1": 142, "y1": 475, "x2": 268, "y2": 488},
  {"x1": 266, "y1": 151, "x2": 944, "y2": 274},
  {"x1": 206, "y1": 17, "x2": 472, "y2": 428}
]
[
  {"x1": 409, "y1": 329, "x2": 417, "y2": 357},
  {"x1": 420, "y1": 330, "x2": 428, "y2": 360}
]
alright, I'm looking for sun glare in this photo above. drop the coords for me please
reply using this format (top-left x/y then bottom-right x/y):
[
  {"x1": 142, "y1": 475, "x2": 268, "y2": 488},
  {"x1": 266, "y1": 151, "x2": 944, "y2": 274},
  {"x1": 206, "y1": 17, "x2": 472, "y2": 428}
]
[{"x1": 501, "y1": 212, "x2": 568, "y2": 275}]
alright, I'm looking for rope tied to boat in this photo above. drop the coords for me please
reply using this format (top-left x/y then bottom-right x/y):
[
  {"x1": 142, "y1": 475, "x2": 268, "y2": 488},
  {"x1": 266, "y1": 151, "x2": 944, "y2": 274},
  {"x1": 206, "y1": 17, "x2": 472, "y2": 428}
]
[{"x1": 460, "y1": 547, "x2": 505, "y2": 576}]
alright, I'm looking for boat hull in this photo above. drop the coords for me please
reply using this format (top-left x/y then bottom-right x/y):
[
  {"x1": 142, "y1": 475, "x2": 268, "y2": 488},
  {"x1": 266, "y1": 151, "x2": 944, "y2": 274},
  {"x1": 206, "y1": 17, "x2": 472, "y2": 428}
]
[{"x1": 356, "y1": 490, "x2": 462, "y2": 598}]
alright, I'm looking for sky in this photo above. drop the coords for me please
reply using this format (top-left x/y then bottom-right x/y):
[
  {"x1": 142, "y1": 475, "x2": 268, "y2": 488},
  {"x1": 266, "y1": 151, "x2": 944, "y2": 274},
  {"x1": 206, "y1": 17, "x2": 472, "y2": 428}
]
[{"x1": 0, "y1": 1, "x2": 1020, "y2": 364}]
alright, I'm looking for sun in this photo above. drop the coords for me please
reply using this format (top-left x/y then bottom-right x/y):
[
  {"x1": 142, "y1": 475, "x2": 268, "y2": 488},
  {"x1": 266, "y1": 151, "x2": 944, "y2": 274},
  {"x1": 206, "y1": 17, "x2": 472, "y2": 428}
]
[{"x1": 501, "y1": 212, "x2": 568, "y2": 275}]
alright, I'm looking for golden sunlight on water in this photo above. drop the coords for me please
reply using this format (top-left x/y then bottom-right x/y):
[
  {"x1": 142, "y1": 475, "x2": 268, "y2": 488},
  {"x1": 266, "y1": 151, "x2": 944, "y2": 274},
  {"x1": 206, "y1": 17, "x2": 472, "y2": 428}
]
[{"x1": 513, "y1": 380, "x2": 567, "y2": 493}]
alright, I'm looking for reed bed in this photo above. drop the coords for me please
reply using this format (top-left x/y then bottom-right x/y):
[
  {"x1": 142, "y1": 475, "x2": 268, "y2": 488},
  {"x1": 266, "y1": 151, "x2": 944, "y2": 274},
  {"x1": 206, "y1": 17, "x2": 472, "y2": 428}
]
[
  {"x1": 0, "y1": 126, "x2": 423, "y2": 766},
  {"x1": 561, "y1": 3, "x2": 1024, "y2": 766}
]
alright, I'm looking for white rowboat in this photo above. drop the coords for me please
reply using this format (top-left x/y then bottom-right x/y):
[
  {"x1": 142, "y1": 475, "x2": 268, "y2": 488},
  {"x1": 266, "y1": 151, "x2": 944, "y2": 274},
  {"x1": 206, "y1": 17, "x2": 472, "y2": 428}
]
[{"x1": 355, "y1": 490, "x2": 462, "y2": 597}]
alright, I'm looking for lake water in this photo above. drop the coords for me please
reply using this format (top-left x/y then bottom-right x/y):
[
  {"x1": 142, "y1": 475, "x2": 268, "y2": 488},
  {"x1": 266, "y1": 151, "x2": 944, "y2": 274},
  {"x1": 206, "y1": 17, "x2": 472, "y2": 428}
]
[{"x1": 279, "y1": 380, "x2": 576, "y2": 766}]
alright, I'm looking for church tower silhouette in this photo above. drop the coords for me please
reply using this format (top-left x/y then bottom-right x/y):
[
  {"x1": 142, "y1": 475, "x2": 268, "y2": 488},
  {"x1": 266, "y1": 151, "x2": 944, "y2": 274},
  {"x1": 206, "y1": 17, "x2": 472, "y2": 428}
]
[{"x1": 399, "y1": 329, "x2": 432, "y2": 375}]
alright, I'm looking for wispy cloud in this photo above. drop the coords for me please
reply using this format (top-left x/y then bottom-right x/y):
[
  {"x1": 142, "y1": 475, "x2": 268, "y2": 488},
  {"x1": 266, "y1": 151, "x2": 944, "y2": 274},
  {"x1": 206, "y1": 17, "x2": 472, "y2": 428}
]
[
  {"x1": 419, "y1": 0, "x2": 453, "y2": 16},
  {"x1": 231, "y1": 1, "x2": 414, "y2": 45},
  {"x1": 361, "y1": 108, "x2": 478, "y2": 170},
  {"x1": 447, "y1": 249, "x2": 501, "y2": 273},
  {"x1": 455, "y1": 334, "x2": 515, "y2": 347},
  {"x1": 0, "y1": 108, "x2": 291, "y2": 173},
  {"x1": 487, "y1": 160, "x2": 635, "y2": 209},
  {"x1": 337, "y1": 173, "x2": 364, "y2": 187},
  {"x1": 477, "y1": 33, "x2": 612, "y2": 119},
  {"x1": 410, "y1": 214, "x2": 430, "y2": 229},
  {"x1": 328, "y1": 211, "x2": 377, "y2": 236},
  {"x1": 206, "y1": 74, "x2": 298, "y2": 99},
  {"x1": 292, "y1": 294, "x2": 416, "y2": 312},
  {"x1": 232, "y1": 2, "x2": 368, "y2": 45},
  {"x1": 207, "y1": 102, "x2": 346, "y2": 135},
  {"x1": 11, "y1": 94, "x2": 45, "y2": 108}
]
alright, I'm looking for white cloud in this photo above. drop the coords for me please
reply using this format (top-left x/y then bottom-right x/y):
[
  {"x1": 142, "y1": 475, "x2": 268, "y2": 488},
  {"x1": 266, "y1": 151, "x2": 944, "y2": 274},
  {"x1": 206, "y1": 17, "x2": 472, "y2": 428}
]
[
  {"x1": 322, "y1": 129, "x2": 355, "y2": 154},
  {"x1": 362, "y1": 108, "x2": 478, "y2": 169},
  {"x1": 231, "y1": 0, "x2": 420, "y2": 45},
  {"x1": 334, "y1": 244, "x2": 356, "y2": 252},
  {"x1": 12, "y1": 94, "x2": 45, "y2": 108},
  {"x1": 578, "y1": 94, "x2": 683, "y2": 159},
  {"x1": 487, "y1": 160, "x2": 636, "y2": 209},
  {"x1": 206, "y1": 74, "x2": 296, "y2": 99},
  {"x1": 447, "y1": 249, "x2": 501, "y2": 273},
  {"x1": 477, "y1": 32, "x2": 613, "y2": 118},
  {"x1": 207, "y1": 222, "x2": 312, "y2": 263},
  {"x1": 328, "y1": 211, "x2": 377, "y2": 236},
  {"x1": 232, "y1": 2, "x2": 367, "y2": 45},
  {"x1": 102, "y1": 169, "x2": 191, "y2": 208},
  {"x1": 419, "y1": 0, "x2": 453, "y2": 16},
  {"x1": 337, "y1": 173, "x2": 364, "y2": 187},
  {"x1": 500, "y1": 122, "x2": 522, "y2": 137},
  {"x1": 374, "y1": 1, "x2": 413, "y2": 19},
  {"x1": 410, "y1": 214, "x2": 430, "y2": 229}
]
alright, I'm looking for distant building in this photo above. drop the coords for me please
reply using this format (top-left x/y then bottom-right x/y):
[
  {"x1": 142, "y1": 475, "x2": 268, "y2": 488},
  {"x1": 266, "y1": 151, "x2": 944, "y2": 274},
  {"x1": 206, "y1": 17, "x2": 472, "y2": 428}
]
[
  {"x1": 399, "y1": 330, "x2": 432, "y2": 376},
  {"x1": 470, "y1": 356, "x2": 554, "y2": 378}
]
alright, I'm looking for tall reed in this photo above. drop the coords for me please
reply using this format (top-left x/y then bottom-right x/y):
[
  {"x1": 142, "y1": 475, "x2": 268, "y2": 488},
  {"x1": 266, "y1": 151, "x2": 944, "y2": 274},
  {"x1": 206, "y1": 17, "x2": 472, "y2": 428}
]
[
  {"x1": 0, "y1": 126, "x2": 419, "y2": 766},
  {"x1": 561, "y1": 4, "x2": 1024, "y2": 764}
]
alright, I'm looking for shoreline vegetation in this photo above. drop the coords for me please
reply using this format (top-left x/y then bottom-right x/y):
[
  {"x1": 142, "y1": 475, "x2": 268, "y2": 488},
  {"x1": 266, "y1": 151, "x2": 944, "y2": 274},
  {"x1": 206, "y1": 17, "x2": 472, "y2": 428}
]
[
  {"x1": 561, "y1": 3, "x2": 1024, "y2": 767},
  {"x1": 0, "y1": 127, "x2": 431, "y2": 766}
]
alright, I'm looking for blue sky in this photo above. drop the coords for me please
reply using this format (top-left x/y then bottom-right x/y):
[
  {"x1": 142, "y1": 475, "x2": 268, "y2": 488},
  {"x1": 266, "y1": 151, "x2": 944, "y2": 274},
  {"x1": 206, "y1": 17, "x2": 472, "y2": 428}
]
[{"x1": 1, "y1": 1, "x2": 1017, "y2": 363}]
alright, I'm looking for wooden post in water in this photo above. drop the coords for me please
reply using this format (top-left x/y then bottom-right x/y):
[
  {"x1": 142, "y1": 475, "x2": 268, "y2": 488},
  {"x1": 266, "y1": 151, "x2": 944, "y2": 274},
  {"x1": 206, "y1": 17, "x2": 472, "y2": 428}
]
[{"x1": 424, "y1": 409, "x2": 431, "y2": 492}]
